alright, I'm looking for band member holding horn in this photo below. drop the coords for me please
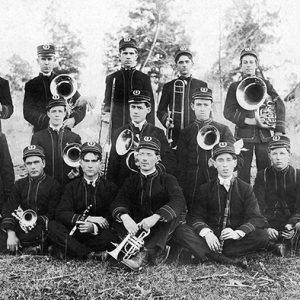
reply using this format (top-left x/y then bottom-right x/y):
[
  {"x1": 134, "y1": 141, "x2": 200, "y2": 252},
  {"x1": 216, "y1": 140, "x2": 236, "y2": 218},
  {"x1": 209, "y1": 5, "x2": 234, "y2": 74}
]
[
  {"x1": 0, "y1": 76, "x2": 13, "y2": 132},
  {"x1": 23, "y1": 44, "x2": 86, "y2": 133},
  {"x1": 31, "y1": 96, "x2": 81, "y2": 186},
  {"x1": 107, "y1": 90, "x2": 175, "y2": 187},
  {"x1": 176, "y1": 142, "x2": 268, "y2": 260},
  {"x1": 254, "y1": 136, "x2": 300, "y2": 256},
  {"x1": 0, "y1": 133, "x2": 14, "y2": 216},
  {"x1": 157, "y1": 47, "x2": 207, "y2": 148},
  {"x1": 0, "y1": 145, "x2": 60, "y2": 254},
  {"x1": 102, "y1": 38, "x2": 154, "y2": 136},
  {"x1": 176, "y1": 87, "x2": 234, "y2": 210},
  {"x1": 223, "y1": 48, "x2": 285, "y2": 183},
  {"x1": 48, "y1": 142, "x2": 118, "y2": 260},
  {"x1": 110, "y1": 136, "x2": 186, "y2": 270}
]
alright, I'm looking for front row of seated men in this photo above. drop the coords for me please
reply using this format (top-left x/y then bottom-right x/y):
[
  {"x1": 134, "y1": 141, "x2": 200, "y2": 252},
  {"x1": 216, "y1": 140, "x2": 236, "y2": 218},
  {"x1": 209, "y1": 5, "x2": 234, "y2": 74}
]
[{"x1": 0, "y1": 133, "x2": 299, "y2": 270}]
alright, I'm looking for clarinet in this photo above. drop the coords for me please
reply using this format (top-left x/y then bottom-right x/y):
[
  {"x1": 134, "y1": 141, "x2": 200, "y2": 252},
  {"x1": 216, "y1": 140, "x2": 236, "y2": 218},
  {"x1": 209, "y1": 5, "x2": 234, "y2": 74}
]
[{"x1": 69, "y1": 204, "x2": 93, "y2": 236}]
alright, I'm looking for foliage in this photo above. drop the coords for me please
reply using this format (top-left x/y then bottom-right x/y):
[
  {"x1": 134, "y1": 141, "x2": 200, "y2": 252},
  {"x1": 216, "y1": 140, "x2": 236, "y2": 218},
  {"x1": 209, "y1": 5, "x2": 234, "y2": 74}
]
[{"x1": 5, "y1": 54, "x2": 33, "y2": 93}]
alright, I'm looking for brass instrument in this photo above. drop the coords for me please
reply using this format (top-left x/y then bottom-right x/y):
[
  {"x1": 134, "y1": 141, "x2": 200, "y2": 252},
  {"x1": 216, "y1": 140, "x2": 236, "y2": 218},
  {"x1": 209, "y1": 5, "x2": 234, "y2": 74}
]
[
  {"x1": 12, "y1": 206, "x2": 37, "y2": 234},
  {"x1": 69, "y1": 204, "x2": 92, "y2": 236},
  {"x1": 166, "y1": 79, "x2": 185, "y2": 146},
  {"x1": 62, "y1": 143, "x2": 81, "y2": 168},
  {"x1": 107, "y1": 228, "x2": 150, "y2": 270},
  {"x1": 197, "y1": 125, "x2": 220, "y2": 150},
  {"x1": 236, "y1": 76, "x2": 276, "y2": 127}
]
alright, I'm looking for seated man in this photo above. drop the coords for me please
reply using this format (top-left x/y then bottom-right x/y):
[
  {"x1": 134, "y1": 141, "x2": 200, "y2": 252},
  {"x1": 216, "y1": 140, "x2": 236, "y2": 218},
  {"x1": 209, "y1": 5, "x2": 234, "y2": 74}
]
[
  {"x1": 110, "y1": 136, "x2": 186, "y2": 270},
  {"x1": 31, "y1": 96, "x2": 81, "y2": 186},
  {"x1": 48, "y1": 142, "x2": 118, "y2": 260},
  {"x1": 176, "y1": 87, "x2": 234, "y2": 210},
  {"x1": 107, "y1": 90, "x2": 176, "y2": 187},
  {"x1": 0, "y1": 145, "x2": 60, "y2": 254},
  {"x1": 254, "y1": 135, "x2": 300, "y2": 256},
  {"x1": 174, "y1": 141, "x2": 268, "y2": 263}
]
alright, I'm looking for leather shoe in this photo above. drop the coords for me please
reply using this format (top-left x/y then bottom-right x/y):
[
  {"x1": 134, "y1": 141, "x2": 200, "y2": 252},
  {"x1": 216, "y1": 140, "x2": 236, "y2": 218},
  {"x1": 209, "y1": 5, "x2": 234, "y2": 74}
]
[{"x1": 122, "y1": 250, "x2": 150, "y2": 271}]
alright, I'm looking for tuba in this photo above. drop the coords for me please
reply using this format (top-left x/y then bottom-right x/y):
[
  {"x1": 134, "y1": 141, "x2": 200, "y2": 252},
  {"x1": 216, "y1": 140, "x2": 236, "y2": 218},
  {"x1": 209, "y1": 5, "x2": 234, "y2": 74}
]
[
  {"x1": 12, "y1": 206, "x2": 37, "y2": 234},
  {"x1": 236, "y1": 76, "x2": 276, "y2": 127},
  {"x1": 62, "y1": 143, "x2": 81, "y2": 168},
  {"x1": 197, "y1": 125, "x2": 220, "y2": 150}
]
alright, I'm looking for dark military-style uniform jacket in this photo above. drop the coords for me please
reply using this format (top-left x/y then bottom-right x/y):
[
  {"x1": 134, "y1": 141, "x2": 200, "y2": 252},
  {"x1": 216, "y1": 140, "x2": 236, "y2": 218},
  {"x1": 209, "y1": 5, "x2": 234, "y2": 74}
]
[
  {"x1": 111, "y1": 170, "x2": 186, "y2": 223},
  {"x1": 107, "y1": 121, "x2": 176, "y2": 187},
  {"x1": 31, "y1": 127, "x2": 81, "y2": 186},
  {"x1": 254, "y1": 166, "x2": 300, "y2": 229},
  {"x1": 103, "y1": 68, "x2": 154, "y2": 134},
  {"x1": 157, "y1": 76, "x2": 207, "y2": 146},
  {"x1": 0, "y1": 133, "x2": 14, "y2": 212},
  {"x1": 1, "y1": 173, "x2": 60, "y2": 231},
  {"x1": 55, "y1": 176, "x2": 118, "y2": 231},
  {"x1": 24, "y1": 72, "x2": 86, "y2": 133},
  {"x1": 0, "y1": 77, "x2": 13, "y2": 131},
  {"x1": 188, "y1": 177, "x2": 266, "y2": 237},
  {"x1": 223, "y1": 76, "x2": 285, "y2": 143},
  {"x1": 176, "y1": 119, "x2": 235, "y2": 208}
]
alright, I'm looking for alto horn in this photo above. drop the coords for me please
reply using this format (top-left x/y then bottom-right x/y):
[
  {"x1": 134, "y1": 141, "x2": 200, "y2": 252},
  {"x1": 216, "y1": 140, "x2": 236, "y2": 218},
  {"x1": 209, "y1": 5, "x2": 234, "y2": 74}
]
[
  {"x1": 50, "y1": 74, "x2": 78, "y2": 100},
  {"x1": 63, "y1": 143, "x2": 81, "y2": 168},
  {"x1": 12, "y1": 206, "x2": 37, "y2": 234},
  {"x1": 236, "y1": 76, "x2": 267, "y2": 111},
  {"x1": 197, "y1": 125, "x2": 220, "y2": 150}
]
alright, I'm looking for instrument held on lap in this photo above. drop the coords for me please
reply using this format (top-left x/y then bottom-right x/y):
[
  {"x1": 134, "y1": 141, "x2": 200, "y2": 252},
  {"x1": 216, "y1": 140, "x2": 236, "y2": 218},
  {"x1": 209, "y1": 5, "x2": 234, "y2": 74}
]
[
  {"x1": 197, "y1": 125, "x2": 220, "y2": 150},
  {"x1": 69, "y1": 204, "x2": 93, "y2": 236},
  {"x1": 236, "y1": 76, "x2": 276, "y2": 128},
  {"x1": 12, "y1": 206, "x2": 37, "y2": 234},
  {"x1": 166, "y1": 79, "x2": 185, "y2": 147}
]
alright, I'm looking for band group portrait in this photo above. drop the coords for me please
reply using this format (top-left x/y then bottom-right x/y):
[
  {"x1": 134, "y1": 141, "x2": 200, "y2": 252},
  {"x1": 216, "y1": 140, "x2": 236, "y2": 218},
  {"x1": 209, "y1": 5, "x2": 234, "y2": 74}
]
[{"x1": 1, "y1": 38, "x2": 300, "y2": 281}]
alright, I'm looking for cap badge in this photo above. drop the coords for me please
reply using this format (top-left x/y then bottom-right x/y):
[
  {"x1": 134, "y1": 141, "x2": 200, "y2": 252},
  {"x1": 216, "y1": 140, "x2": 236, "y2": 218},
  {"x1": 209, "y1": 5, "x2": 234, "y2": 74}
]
[
  {"x1": 273, "y1": 135, "x2": 280, "y2": 141},
  {"x1": 144, "y1": 136, "x2": 152, "y2": 142},
  {"x1": 219, "y1": 142, "x2": 227, "y2": 148},
  {"x1": 200, "y1": 87, "x2": 208, "y2": 93},
  {"x1": 52, "y1": 95, "x2": 59, "y2": 100},
  {"x1": 124, "y1": 38, "x2": 131, "y2": 42},
  {"x1": 133, "y1": 90, "x2": 140, "y2": 95},
  {"x1": 180, "y1": 47, "x2": 187, "y2": 51},
  {"x1": 244, "y1": 47, "x2": 252, "y2": 52},
  {"x1": 28, "y1": 145, "x2": 36, "y2": 150},
  {"x1": 43, "y1": 45, "x2": 50, "y2": 50},
  {"x1": 87, "y1": 142, "x2": 96, "y2": 146}
]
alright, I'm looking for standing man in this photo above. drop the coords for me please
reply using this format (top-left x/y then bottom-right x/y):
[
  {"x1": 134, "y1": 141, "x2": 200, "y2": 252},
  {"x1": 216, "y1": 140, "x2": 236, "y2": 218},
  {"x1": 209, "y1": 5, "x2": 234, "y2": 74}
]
[
  {"x1": 23, "y1": 44, "x2": 86, "y2": 133},
  {"x1": 157, "y1": 47, "x2": 208, "y2": 147},
  {"x1": 110, "y1": 136, "x2": 186, "y2": 270},
  {"x1": 107, "y1": 90, "x2": 176, "y2": 187},
  {"x1": 48, "y1": 142, "x2": 118, "y2": 260},
  {"x1": 102, "y1": 38, "x2": 154, "y2": 135},
  {"x1": 0, "y1": 145, "x2": 60, "y2": 254},
  {"x1": 0, "y1": 77, "x2": 13, "y2": 132},
  {"x1": 223, "y1": 48, "x2": 285, "y2": 183},
  {"x1": 176, "y1": 88, "x2": 234, "y2": 210},
  {"x1": 254, "y1": 136, "x2": 300, "y2": 256},
  {"x1": 0, "y1": 133, "x2": 14, "y2": 216},
  {"x1": 31, "y1": 96, "x2": 81, "y2": 186}
]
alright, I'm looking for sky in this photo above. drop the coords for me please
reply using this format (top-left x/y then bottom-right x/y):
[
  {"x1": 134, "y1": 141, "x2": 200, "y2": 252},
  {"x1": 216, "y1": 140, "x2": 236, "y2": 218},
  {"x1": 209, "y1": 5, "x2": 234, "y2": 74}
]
[{"x1": 1, "y1": 0, "x2": 300, "y2": 99}]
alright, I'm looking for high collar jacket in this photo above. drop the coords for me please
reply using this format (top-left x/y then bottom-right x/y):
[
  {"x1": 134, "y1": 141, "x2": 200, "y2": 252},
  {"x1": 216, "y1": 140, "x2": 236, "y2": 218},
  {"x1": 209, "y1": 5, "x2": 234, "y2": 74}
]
[
  {"x1": 31, "y1": 126, "x2": 81, "y2": 186},
  {"x1": 0, "y1": 77, "x2": 13, "y2": 126},
  {"x1": 254, "y1": 165, "x2": 300, "y2": 228}
]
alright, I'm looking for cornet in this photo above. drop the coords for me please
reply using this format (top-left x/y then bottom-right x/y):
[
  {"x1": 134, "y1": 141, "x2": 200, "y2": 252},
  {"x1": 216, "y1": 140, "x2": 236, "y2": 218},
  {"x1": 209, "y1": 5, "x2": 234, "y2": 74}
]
[{"x1": 12, "y1": 206, "x2": 37, "y2": 234}]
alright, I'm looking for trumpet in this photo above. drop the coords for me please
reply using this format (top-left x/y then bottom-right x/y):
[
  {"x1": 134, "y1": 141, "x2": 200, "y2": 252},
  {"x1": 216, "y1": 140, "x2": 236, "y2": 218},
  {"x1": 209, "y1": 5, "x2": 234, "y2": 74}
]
[
  {"x1": 63, "y1": 143, "x2": 81, "y2": 168},
  {"x1": 197, "y1": 125, "x2": 220, "y2": 150},
  {"x1": 12, "y1": 206, "x2": 37, "y2": 234}
]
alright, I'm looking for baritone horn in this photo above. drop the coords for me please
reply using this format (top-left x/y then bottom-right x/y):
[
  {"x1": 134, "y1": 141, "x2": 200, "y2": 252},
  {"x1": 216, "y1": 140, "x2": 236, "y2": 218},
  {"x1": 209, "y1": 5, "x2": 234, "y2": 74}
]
[
  {"x1": 197, "y1": 125, "x2": 220, "y2": 150},
  {"x1": 12, "y1": 206, "x2": 37, "y2": 234},
  {"x1": 63, "y1": 143, "x2": 81, "y2": 168}
]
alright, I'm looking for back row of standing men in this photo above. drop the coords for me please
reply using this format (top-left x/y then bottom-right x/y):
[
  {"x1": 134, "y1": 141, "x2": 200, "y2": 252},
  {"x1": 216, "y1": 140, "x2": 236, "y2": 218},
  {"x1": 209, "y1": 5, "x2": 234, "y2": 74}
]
[{"x1": 0, "y1": 37, "x2": 299, "y2": 270}]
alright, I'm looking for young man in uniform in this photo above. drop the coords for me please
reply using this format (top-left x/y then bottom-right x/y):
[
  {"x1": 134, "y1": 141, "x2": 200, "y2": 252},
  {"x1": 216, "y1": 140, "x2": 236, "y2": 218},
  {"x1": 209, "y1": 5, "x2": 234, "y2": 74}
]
[
  {"x1": 254, "y1": 136, "x2": 300, "y2": 256},
  {"x1": 157, "y1": 47, "x2": 208, "y2": 147},
  {"x1": 107, "y1": 90, "x2": 175, "y2": 187},
  {"x1": 31, "y1": 96, "x2": 81, "y2": 186},
  {"x1": 0, "y1": 145, "x2": 60, "y2": 254}
]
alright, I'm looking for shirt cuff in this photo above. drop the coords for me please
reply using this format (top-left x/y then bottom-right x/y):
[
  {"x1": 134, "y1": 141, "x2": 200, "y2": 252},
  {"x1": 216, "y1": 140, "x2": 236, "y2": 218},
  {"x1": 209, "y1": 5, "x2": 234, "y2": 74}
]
[
  {"x1": 92, "y1": 223, "x2": 98, "y2": 235},
  {"x1": 199, "y1": 228, "x2": 213, "y2": 238},
  {"x1": 235, "y1": 230, "x2": 246, "y2": 239}
]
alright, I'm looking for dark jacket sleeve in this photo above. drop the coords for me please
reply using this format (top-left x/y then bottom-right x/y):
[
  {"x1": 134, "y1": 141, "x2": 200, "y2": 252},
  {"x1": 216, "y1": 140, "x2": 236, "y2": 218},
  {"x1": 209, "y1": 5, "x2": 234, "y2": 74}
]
[
  {"x1": 143, "y1": 75, "x2": 155, "y2": 125},
  {"x1": 69, "y1": 91, "x2": 87, "y2": 126},
  {"x1": 103, "y1": 75, "x2": 113, "y2": 112},
  {"x1": 0, "y1": 79, "x2": 13, "y2": 119},
  {"x1": 176, "y1": 129, "x2": 188, "y2": 188},
  {"x1": 288, "y1": 169, "x2": 300, "y2": 225},
  {"x1": 157, "y1": 83, "x2": 170, "y2": 128},
  {"x1": 0, "y1": 133, "x2": 14, "y2": 211},
  {"x1": 158, "y1": 129, "x2": 176, "y2": 175}
]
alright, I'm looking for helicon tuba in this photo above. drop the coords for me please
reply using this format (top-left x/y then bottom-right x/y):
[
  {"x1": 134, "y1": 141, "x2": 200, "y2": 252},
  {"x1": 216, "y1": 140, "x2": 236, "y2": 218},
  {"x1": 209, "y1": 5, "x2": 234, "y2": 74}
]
[
  {"x1": 197, "y1": 125, "x2": 220, "y2": 150},
  {"x1": 12, "y1": 206, "x2": 37, "y2": 234}
]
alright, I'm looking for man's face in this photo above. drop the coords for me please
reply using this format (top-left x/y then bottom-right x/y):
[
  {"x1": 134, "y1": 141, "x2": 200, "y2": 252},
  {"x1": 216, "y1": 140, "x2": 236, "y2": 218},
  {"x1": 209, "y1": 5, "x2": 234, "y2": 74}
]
[
  {"x1": 80, "y1": 152, "x2": 101, "y2": 179},
  {"x1": 37, "y1": 56, "x2": 56, "y2": 74},
  {"x1": 176, "y1": 55, "x2": 193, "y2": 77},
  {"x1": 269, "y1": 148, "x2": 290, "y2": 171},
  {"x1": 213, "y1": 153, "x2": 237, "y2": 178},
  {"x1": 191, "y1": 99, "x2": 212, "y2": 121},
  {"x1": 137, "y1": 148, "x2": 159, "y2": 172},
  {"x1": 241, "y1": 55, "x2": 257, "y2": 76},
  {"x1": 130, "y1": 103, "x2": 150, "y2": 124},
  {"x1": 120, "y1": 47, "x2": 138, "y2": 68},
  {"x1": 47, "y1": 106, "x2": 66, "y2": 127},
  {"x1": 24, "y1": 156, "x2": 45, "y2": 178}
]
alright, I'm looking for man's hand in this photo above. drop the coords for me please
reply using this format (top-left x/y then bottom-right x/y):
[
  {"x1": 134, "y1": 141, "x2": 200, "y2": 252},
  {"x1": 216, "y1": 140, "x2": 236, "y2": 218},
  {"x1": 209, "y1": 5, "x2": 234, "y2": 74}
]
[
  {"x1": 67, "y1": 168, "x2": 80, "y2": 179},
  {"x1": 76, "y1": 221, "x2": 94, "y2": 234},
  {"x1": 281, "y1": 224, "x2": 295, "y2": 239},
  {"x1": 220, "y1": 228, "x2": 240, "y2": 241},
  {"x1": 139, "y1": 214, "x2": 160, "y2": 231},
  {"x1": 166, "y1": 117, "x2": 174, "y2": 128},
  {"x1": 120, "y1": 214, "x2": 139, "y2": 235},
  {"x1": 86, "y1": 216, "x2": 109, "y2": 229},
  {"x1": 0, "y1": 103, "x2": 2, "y2": 112},
  {"x1": 204, "y1": 231, "x2": 221, "y2": 253},
  {"x1": 7, "y1": 230, "x2": 21, "y2": 252},
  {"x1": 267, "y1": 227, "x2": 279, "y2": 241},
  {"x1": 63, "y1": 117, "x2": 76, "y2": 129},
  {"x1": 254, "y1": 111, "x2": 272, "y2": 129},
  {"x1": 244, "y1": 117, "x2": 257, "y2": 126}
]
